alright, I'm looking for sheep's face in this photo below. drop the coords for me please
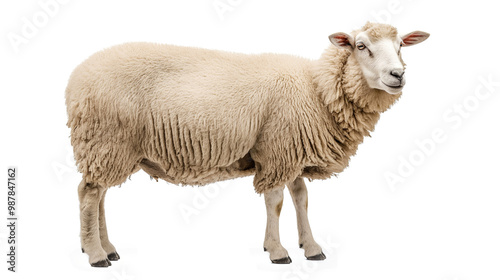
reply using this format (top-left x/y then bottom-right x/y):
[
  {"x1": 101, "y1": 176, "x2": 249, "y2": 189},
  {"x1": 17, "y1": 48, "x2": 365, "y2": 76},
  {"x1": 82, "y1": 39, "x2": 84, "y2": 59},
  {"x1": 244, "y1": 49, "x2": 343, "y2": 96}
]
[{"x1": 329, "y1": 26, "x2": 429, "y2": 95}]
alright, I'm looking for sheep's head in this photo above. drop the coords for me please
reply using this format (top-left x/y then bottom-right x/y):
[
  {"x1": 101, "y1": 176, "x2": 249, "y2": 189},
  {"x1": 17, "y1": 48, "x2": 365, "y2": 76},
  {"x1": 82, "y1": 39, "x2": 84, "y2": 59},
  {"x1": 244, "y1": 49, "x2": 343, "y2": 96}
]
[{"x1": 329, "y1": 22, "x2": 429, "y2": 95}]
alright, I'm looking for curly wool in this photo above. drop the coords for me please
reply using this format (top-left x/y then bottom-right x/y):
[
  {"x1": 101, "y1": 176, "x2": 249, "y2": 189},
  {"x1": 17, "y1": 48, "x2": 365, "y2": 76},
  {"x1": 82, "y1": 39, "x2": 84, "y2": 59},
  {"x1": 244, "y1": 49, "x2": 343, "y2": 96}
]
[
  {"x1": 313, "y1": 45, "x2": 401, "y2": 159},
  {"x1": 66, "y1": 25, "x2": 401, "y2": 193},
  {"x1": 355, "y1": 22, "x2": 398, "y2": 42}
]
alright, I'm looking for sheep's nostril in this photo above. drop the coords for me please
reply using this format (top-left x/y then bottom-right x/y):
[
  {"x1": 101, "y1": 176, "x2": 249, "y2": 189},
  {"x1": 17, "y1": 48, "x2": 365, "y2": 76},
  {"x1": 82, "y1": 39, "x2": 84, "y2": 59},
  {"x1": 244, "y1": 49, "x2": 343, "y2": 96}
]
[{"x1": 390, "y1": 70, "x2": 405, "y2": 80}]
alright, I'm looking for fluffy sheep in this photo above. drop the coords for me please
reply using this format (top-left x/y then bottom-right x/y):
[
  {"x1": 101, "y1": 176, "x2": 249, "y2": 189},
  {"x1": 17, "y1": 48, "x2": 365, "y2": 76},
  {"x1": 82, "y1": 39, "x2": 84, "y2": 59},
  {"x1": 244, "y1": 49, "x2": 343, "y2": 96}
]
[{"x1": 66, "y1": 22, "x2": 429, "y2": 266}]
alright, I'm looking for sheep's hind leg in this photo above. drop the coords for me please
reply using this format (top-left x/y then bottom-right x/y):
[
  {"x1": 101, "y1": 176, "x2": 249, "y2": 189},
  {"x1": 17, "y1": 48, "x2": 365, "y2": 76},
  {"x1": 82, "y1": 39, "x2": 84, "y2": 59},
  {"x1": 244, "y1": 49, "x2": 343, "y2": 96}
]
[
  {"x1": 98, "y1": 188, "x2": 120, "y2": 261},
  {"x1": 287, "y1": 177, "x2": 325, "y2": 260},
  {"x1": 78, "y1": 180, "x2": 111, "y2": 267},
  {"x1": 263, "y1": 186, "x2": 291, "y2": 264}
]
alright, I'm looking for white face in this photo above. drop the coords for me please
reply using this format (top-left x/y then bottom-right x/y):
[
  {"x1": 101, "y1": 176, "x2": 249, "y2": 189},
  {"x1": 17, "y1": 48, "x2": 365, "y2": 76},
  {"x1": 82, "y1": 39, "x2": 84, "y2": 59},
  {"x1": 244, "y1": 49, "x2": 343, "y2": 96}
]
[
  {"x1": 329, "y1": 29, "x2": 430, "y2": 95},
  {"x1": 353, "y1": 31, "x2": 406, "y2": 94}
]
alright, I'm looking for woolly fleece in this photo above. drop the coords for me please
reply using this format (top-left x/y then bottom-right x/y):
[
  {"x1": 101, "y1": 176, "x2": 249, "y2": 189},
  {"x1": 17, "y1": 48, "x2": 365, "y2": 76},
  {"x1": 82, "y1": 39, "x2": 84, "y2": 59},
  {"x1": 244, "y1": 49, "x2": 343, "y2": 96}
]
[{"x1": 66, "y1": 23, "x2": 401, "y2": 193}]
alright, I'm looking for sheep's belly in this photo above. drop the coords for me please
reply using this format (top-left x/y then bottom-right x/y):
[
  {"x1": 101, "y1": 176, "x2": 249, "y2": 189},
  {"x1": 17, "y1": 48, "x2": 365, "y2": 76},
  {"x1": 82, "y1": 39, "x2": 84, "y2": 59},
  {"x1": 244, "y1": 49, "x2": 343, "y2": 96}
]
[{"x1": 139, "y1": 153, "x2": 256, "y2": 186}]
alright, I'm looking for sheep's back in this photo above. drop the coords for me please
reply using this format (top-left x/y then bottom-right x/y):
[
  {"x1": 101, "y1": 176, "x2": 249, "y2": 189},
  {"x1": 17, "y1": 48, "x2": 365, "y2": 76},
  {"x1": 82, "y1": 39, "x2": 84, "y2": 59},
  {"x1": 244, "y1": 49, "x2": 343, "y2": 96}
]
[{"x1": 66, "y1": 42, "x2": 315, "y2": 180}]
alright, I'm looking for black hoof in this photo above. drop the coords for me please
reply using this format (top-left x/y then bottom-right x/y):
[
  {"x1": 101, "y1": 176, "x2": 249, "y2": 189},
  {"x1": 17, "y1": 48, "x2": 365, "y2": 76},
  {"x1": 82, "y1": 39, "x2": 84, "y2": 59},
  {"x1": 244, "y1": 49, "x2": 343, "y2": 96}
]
[
  {"x1": 108, "y1": 252, "x2": 120, "y2": 261},
  {"x1": 306, "y1": 252, "x2": 326, "y2": 261},
  {"x1": 91, "y1": 259, "x2": 111, "y2": 267},
  {"x1": 263, "y1": 247, "x2": 267, "y2": 252},
  {"x1": 271, "y1": 256, "x2": 292, "y2": 264},
  {"x1": 81, "y1": 248, "x2": 84, "y2": 253}
]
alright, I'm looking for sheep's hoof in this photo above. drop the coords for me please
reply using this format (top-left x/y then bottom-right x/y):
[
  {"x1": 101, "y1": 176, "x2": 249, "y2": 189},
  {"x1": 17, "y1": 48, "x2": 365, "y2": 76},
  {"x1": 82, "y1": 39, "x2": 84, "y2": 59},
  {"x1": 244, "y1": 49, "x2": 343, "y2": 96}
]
[
  {"x1": 271, "y1": 256, "x2": 292, "y2": 264},
  {"x1": 91, "y1": 259, "x2": 111, "y2": 267},
  {"x1": 107, "y1": 252, "x2": 120, "y2": 261},
  {"x1": 306, "y1": 252, "x2": 326, "y2": 261},
  {"x1": 81, "y1": 248, "x2": 84, "y2": 253}
]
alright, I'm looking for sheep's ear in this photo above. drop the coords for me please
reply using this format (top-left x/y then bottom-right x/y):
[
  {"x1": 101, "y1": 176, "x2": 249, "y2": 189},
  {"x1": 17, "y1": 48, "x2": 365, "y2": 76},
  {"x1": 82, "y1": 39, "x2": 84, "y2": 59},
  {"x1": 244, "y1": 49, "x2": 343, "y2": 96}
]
[
  {"x1": 329, "y1": 32, "x2": 354, "y2": 50},
  {"x1": 401, "y1": 31, "x2": 430, "y2": 47}
]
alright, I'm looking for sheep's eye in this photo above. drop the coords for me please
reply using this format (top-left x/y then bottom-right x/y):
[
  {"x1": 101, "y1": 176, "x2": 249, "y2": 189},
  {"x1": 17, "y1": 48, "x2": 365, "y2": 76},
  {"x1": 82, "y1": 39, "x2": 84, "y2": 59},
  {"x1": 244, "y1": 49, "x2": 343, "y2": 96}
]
[
  {"x1": 400, "y1": 42, "x2": 403, "y2": 47},
  {"x1": 357, "y1": 43, "x2": 366, "y2": 50}
]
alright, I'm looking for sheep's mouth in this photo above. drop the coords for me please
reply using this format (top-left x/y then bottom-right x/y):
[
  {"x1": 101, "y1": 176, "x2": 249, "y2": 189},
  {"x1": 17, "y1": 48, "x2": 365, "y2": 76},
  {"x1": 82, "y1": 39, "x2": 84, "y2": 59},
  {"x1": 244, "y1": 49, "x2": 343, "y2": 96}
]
[{"x1": 382, "y1": 81, "x2": 403, "y2": 89}]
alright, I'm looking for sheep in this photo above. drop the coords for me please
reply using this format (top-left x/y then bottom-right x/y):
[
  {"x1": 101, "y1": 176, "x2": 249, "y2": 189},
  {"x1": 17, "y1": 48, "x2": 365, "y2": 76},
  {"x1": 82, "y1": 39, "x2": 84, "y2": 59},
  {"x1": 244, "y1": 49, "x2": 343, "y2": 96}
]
[{"x1": 65, "y1": 22, "x2": 429, "y2": 267}]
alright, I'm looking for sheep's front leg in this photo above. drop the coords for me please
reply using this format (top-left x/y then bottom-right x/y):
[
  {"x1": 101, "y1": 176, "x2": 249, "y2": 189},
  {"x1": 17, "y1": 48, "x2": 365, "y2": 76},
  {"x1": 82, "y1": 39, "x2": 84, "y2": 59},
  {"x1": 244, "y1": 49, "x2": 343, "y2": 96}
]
[
  {"x1": 78, "y1": 180, "x2": 111, "y2": 267},
  {"x1": 287, "y1": 177, "x2": 326, "y2": 260},
  {"x1": 98, "y1": 189, "x2": 120, "y2": 261},
  {"x1": 263, "y1": 186, "x2": 292, "y2": 264}
]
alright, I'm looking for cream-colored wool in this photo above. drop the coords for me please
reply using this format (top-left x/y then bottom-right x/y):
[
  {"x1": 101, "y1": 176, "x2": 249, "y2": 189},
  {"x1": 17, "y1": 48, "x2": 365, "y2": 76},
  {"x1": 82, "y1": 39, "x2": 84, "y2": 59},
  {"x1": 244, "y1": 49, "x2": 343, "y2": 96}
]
[
  {"x1": 66, "y1": 24, "x2": 401, "y2": 194},
  {"x1": 67, "y1": 22, "x2": 429, "y2": 266}
]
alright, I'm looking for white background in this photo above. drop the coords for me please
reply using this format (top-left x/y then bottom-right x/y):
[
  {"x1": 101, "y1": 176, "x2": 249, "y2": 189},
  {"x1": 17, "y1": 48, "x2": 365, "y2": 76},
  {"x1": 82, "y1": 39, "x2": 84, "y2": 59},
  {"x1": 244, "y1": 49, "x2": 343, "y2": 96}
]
[{"x1": 1, "y1": 0, "x2": 499, "y2": 280}]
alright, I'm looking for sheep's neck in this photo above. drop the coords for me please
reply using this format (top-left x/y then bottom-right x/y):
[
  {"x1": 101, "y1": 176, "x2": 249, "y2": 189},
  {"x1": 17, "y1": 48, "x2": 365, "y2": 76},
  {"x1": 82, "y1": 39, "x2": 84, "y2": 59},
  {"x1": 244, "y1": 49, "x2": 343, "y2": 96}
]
[{"x1": 314, "y1": 47, "x2": 400, "y2": 157}]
